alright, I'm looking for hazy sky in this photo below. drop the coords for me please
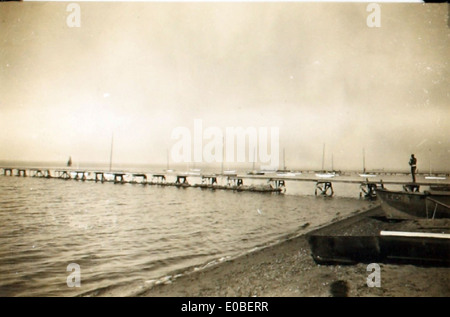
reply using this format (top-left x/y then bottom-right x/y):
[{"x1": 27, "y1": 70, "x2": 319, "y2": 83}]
[{"x1": 0, "y1": 2, "x2": 448, "y2": 171}]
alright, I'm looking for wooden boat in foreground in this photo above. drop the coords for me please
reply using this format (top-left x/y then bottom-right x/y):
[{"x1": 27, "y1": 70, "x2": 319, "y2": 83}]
[
  {"x1": 377, "y1": 187, "x2": 450, "y2": 219},
  {"x1": 306, "y1": 207, "x2": 450, "y2": 265}
]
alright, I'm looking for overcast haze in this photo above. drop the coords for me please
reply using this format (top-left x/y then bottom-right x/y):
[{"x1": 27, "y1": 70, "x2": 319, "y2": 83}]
[{"x1": 0, "y1": 3, "x2": 448, "y2": 172}]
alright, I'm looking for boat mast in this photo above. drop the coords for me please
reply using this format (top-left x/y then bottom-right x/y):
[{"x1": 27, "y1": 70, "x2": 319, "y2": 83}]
[
  {"x1": 221, "y1": 136, "x2": 224, "y2": 175},
  {"x1": 252, "y1": 147, "x2": 256, "y2": 171},
  {"x1": 429, "y1": 148, "x2": 432, "y2": 176},
  {"x1": 166, "y1": 148, "x2": 170, "y2": 171},
  {"x1": 362, "y1": 148, "x2": 366, "y2": 173},
  {"x1": 109, "y1": 133, "x2": 114, "y2": 172},
  {"x1": 331, "y1": 153, "x2": 334, "y2": 172},
  {"x1": 322, "y1": 143, "x2": 325, "y2": 171},
  {"x1": 283, "y1": 148, "x2": 286, "y2": 170}
]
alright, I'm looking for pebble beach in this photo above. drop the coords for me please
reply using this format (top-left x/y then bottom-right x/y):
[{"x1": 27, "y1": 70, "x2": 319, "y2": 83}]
[{"x1": 140, "y1": 209, "x2": 450, "y2": 297}]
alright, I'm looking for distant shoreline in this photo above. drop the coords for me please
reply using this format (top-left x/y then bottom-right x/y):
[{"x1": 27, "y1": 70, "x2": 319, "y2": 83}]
[{"x1": 0, "y1": 160, "x2": 449, "y2": 176}]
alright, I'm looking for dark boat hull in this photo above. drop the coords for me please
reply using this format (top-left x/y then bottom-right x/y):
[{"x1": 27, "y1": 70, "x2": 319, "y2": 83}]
[
  {"x1": 376, "y1": 188, "x2": 450, "y2": 219},
  {"x1": 306, "y1": 207, "x2": 450, "y2": 266},
  {"x1": 308, "y1": 231, "x2": 450, "y2": 266},
  {"x1": 380, "y1": 231, "x2": 450, "y2": 265},
  {"x1": 308, "y1": 235, "x2": 381, "y2": 264}
]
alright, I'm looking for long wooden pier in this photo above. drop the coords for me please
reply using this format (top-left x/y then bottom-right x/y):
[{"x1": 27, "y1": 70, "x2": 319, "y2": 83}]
[{"x1": 1, "y1": 167, "x2": 449, "y2": 197}]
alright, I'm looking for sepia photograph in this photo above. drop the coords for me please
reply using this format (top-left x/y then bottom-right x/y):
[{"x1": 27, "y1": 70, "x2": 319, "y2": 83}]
[{"x1": 0, "y1": 0, "x2": 448, "y2": 302}]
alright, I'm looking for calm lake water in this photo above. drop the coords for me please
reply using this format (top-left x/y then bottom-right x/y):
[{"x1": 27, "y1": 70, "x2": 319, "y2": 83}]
[{"x1": 0, "y1": 166, "x2": 443, "y2": 296}]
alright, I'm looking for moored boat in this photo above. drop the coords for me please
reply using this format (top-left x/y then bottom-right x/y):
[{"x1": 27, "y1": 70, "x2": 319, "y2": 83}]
[
  {"x1": 315, "y1": 172, "x2": 335, "y2": 178},
  {"x1": 358, "y1": 148, "x2": 376, "y2": 178},
  {"x1": 377, "y1": 187, "x2": 450, "y2": 219},
  {"x1": 424, "y1": 149, "x2": 447, "y2": 180},
  {"x1": 359, "y1": 173, "x2": 376, "y2": 178},
  {"x1": 315, "y1": 144, "x2": 336, "y2": 179},
  {"x1": 425, "y1": 175, "x2": 447, "y2": 180}
]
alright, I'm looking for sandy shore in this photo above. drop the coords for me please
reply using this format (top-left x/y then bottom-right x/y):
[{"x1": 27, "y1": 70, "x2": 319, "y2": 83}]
[{"x1": 139, "y1": 209, "x2": 450, "y2": 297}]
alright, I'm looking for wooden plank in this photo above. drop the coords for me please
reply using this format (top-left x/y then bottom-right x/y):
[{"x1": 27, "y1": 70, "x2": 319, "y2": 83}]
[
  {"x1": 233, "y1": 174, "x2": 450, "y2": 186},
  {"x1": 1, "y1": 167, "x2": 448, "y2": 187},
  {"x1": 380, "y1": 231, "x2": 450, "y2": 239}
]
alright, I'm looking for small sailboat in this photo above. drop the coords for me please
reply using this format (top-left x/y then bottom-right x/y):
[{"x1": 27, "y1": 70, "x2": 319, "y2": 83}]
[
  {"x1": 223, "y1": 170, "x2": 237, "y2": 176},
  {"x1": 188, "y1": 168, "x2": 201, "y2": 176},
  {"x1": 425, "y1": 149, "x2": 446, "y2": 180},
  {"x1": 276, "y1": 148, "x2": 289, "y2": 173},
  {"x1": 109, "y1": 133, "x2": 114, "y2": 172},
  {"x1": 330, "y1": 153, "x2": 340, "y2": 176},
  {"x1": 187, "y1": 160, "x2": 201, "y2": 175},
  {"x1": 425, "y1": 175, "x2": 446, "y2": 180},
  {"x1": 316, "y1": 172, "x2": 335, "y2": 178},
  {"x1": 67, "y1": 156, "x2": 72, "y2": 167},
  {"x1": 316, "y1": 144, "x2": 335, "y2": 178},
  {"x1": 359, "y1": 148, "x2": 376, "y2": 178},
  {"x1": 247, "y1": 148, "x2": 264, "y2": 175},
  {"x1": 276, "y1": 148, "x2": 300, "y2": 176},
  {"x1": 220, "y1": 138, "x2": 237, "y2": 176},
  {"x1": 164, "y1": 149, "x2": 174, "y2": 173}
]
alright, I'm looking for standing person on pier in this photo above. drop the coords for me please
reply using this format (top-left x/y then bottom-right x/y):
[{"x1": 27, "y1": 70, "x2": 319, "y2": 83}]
[{"x1": 409, "y1": 154, "x2": 417, "y2": 183}]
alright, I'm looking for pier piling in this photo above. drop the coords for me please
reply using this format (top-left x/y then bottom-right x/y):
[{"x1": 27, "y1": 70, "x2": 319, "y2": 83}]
[
  {"x1": 74, "y1": 171, "x2": 87, "y2": 181},
  {"x1": 315, "y1": 181, "x2": 334, "y2": 197},
  {"x1": 16, "y1": 169, "x2": 27, "y2": 177},
  {"x1": 113, "y1": 173, "x2": 126, "y2": 184},
  {"x1": 359, "y1": 182, "x2": 378, "y2": 200},
  {"x1": 151, "y1": 174, "x2": 166, "y2": 184},
  {"x1": 202, "y1": 176, "x2": 217, "y2": 185},
  {"x1": 132, "y1": 174, "x2": 148, "y2": 184},
  {"x1": 227, "y1": 177, "x2": 244, "y2": 187},
  {"x1": 56, "y1": 170, "x2": 71, "y2": 180},
  {"x1": 175, "y1": 175, "x2": 189, "y2": 186},
  {"x1": 30, "y1": 169, "x2": 51, "y2": 178},
  {"x1": 403, "y1": 184, "x2": 420, "y2": 192},
  {"x1": 95, "y1": 172, "x2": 105, "y2": 183}
]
